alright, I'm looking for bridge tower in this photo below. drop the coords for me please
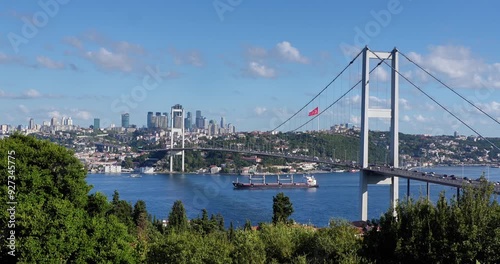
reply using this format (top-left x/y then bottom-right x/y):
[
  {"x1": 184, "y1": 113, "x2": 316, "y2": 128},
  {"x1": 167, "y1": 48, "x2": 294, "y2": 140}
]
[
  {"x1": 170, "y1": 104, "x2": 185, "y2": 172},
  {"x1": 359, "y1": 47, "x2": 399, "y2": 221}
]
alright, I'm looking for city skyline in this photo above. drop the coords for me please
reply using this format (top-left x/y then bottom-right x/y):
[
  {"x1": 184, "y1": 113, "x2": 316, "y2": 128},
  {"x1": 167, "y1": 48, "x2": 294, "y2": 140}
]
[
  {"x1": 1, "y1": 1, "x2": 499, "y2": 136},
  {"x1": 10, "y1": 108, "x2": 237, "y2": 132}
]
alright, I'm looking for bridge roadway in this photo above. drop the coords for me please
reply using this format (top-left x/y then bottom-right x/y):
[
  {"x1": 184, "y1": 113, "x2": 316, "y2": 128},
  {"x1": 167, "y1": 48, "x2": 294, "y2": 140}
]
[
  {"x1": 364, "y1": 166, "x2": 500, "y2": 194},
  {"x1": 148, "y1": 147, "x2": 500, "y2": 194}
]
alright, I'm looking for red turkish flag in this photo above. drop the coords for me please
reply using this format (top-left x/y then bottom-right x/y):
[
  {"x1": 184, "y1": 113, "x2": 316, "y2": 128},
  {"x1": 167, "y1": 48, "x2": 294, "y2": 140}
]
[{"x1": 308, "y1": 107, "x2": 319, "y2": 116}]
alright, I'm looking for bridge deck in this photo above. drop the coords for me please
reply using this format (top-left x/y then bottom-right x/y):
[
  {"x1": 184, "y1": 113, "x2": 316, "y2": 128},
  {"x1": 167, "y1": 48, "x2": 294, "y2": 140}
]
[{"x1": 364, "y1": 166, "x2": 500, "y2": 194}]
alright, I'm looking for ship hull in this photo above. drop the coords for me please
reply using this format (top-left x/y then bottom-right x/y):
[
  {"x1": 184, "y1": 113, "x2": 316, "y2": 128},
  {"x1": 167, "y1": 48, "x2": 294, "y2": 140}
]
[{"x1": 233, "y1": 182, "x2": 319, "y2": 189}]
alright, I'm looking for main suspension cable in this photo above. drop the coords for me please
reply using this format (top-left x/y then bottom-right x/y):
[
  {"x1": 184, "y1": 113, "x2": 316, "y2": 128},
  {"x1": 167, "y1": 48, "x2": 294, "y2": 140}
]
[
  {"x1": 370, "y1": 50, "x2": 500, "y2": 151},
  {"x1": 271, "y1": 49, "x2": 364, "y2": 132}
]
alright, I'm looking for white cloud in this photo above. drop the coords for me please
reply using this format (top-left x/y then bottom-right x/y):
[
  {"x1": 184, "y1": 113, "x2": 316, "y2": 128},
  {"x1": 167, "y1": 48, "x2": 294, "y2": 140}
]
[
  {"x1": 63, "y1": 32, "x2": 148, "y2": 74},
  {"x1": 85, "y1": 48, "x2": 134, "y2": 72},
  {"x1": 114, "y1": 41, "x2": 145, "y2": 55},
  {"x1": 36, "y1": 56, "x2": 65, "y2": 69},
  {"x1": 254, "y1": 106, "x2": 267, "y2": 116},
  {"x1": 63, "y1": 36, "x2": 84, "y2": 50},
  {"x1": 48, "y1": 111, "x2": 61, "y2": 119},
  {"x1": 18, "y1": 104, "x2": 29, "y2": 114},
  {"x1": 369, "y1": 95, "x2": 389, "y2": 108},
  {"x1": 169, "y1": 48, "x2": 204, "y2": 67},
  {"x1": 73, "y1": 110, "x2": 92, "y2": 120},
  {"x1": 400, "y1": 98, "x2": 411, "y2": 110},
  {"x1": 373, "y1": 67, "x2": 389, "y2": 82},
  {"x1": 477, "y1": 101, "x2": 500, "y2": 118},
  {"x1": 350, "y1": 115, "x2": 360, "y2": 124},
  {"x1": 246, "y1": 62, "x2": 276, "y2": 78},
  {"x1": 240, "y1": 41, "x2": 309, "y2": 78},
  {"x1": 350, "y1": 95, "x2": 361, "y2": 104},
  {"x1": 247, "y1": 47, "x2": 267, "y2": 58},
  {"x1": 23, "y1": 89, "x2": 41, "y2": 98},
  {"x1": 275, "y1": 41, "x2": 309, "y2": 64},
  {"x1": 406, "y1": 45, "x2": 500, "y2": 89},
  {"x1": 402, "y1": 115, "x2": 411, "y2": 122},
  {"x1": 415, "y1": 114, "x2": 431, "y2": 123},
  {"x1": 0, "y1": 52, "x2": 23, "y2": 65}
]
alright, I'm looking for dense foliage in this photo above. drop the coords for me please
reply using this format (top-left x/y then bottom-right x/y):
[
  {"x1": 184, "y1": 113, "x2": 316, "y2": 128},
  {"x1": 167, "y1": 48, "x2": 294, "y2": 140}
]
[
  {"x1": 1, "y1": 134, "x2": 499, "y2": 263},
  {"x1": 362, "y1": 178, "x2": 500, "y2": 263}
]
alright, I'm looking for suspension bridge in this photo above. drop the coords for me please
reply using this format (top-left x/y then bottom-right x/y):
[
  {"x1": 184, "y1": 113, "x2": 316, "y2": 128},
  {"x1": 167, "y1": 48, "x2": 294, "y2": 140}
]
[{"x1": 157, "y1": 46, "x2": 500, "y2": 220}]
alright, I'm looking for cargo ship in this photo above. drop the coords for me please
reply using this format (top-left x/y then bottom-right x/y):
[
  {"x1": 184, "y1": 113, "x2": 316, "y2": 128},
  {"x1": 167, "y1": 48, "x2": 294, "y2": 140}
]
[{"x1": 233, "y1": 174, "x2": 319, "y2": 189}]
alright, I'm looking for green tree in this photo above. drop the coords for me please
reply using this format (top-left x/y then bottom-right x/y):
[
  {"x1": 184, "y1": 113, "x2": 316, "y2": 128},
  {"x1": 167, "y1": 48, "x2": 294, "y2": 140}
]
[
  {"x1": 167, "y1": 200, "x2": 188, "y2": 231},
  {"x1": 272, "y1": 192, "x2": 294, "y2": 225},
  {"x1": 362, "y1": 179, "x2": 500, "y2": 264},
  {"x1": 109, "y1": 190, "x2": 134, "y2": 230},
  {"x1": 0, "y1": 134, "x2": 137, "y2": 263}
]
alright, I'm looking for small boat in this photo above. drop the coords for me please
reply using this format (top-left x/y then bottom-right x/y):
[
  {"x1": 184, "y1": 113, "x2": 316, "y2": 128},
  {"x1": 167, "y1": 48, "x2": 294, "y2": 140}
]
[
  {"x1": 332, "y1": 169, "x2": 346, "y2": 173},
  {"x1": 130, "y1": 174, "x2": 142, "y2": 178}
]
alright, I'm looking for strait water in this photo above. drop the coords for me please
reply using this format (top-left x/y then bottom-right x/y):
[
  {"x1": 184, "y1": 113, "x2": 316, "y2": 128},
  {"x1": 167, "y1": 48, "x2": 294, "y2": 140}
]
[{"x1": 86, "y1": 166, "x2": 500, "y2": 227}]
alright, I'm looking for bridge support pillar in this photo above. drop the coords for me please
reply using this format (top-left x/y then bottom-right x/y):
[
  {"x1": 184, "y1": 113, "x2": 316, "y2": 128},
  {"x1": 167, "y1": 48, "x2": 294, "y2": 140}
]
[
  {"x1": 407, "y1": 178, "x2": 410, "y2": 198},
  {"x1": 358, "y1": 46, "x2": 400, "y2": 221},
  {"x1": 359, "y1": 171, "x2": 369, "y2": 221},
  {"x1": 390, "y1": 176, "x2": 399, "y2": 216},
  {"x1": 170, "y1": 105, "x2": 185, "y2": 173},
  {"x1": 426, "y1": 182, "x2": 430, "y2": 200}
]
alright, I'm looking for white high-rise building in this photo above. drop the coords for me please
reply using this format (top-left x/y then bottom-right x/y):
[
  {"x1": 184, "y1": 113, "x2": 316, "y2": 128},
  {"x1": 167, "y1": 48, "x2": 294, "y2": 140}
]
[{"x1": 67, "y1": 117, "x2": 73, "y2": 126}]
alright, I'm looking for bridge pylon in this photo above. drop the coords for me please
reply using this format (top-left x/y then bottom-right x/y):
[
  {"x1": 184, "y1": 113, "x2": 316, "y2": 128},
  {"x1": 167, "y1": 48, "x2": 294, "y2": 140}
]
[
  {"x1": 170, "y1": 104, "x2": 185, "y2": 172},
  {"x1": 359, "y1": 47, "x2": 399, "y2": 221}
]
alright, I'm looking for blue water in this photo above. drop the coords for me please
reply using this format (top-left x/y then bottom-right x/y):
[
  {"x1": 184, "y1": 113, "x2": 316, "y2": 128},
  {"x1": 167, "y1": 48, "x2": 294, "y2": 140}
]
[{"x1": 86, "y1": 166, "x2": 500, "y2": 227}]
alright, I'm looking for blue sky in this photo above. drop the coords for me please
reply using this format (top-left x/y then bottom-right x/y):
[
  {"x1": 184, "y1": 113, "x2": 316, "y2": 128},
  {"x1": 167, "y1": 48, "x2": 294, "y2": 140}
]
[{"x1": 1, "y1": 0, "x2": 499, "y2": 137}]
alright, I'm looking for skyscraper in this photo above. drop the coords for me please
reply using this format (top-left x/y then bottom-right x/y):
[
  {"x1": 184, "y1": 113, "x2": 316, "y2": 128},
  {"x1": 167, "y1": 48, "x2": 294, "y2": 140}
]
[
  {"x1": 185, "y1": 112, "x2": 192, "y2": 130},
  {"x1": 220, "y1": 116, "x2": 225, "y2": 128},
  {"x1": 154, "y1": 112, "x2": 161, "y2": 128},
  {"x1": 50, "y1": 117, "x2": 58, "y2": 127},
  {"x1": 28, "y1": 118, "x2": 35, "y2": 130},
  {"x1": 94, "y1": 118, "x2": 100, "y2": 130},
  {"x1": 161, "y1": 112, "x2": 168, "y2": 129},
  {"x1": 121, "y1": 113, "x2": 130, "y2": 128},
  {"x1": 195, "y1": 110, "x2": 203, "y2": 129},
  {"x1": 147, "y1": 112, "x2": 154, "y2": 129},
  {"x1": 67, "y1": 117, "x2": 73, "y2": 126}
]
